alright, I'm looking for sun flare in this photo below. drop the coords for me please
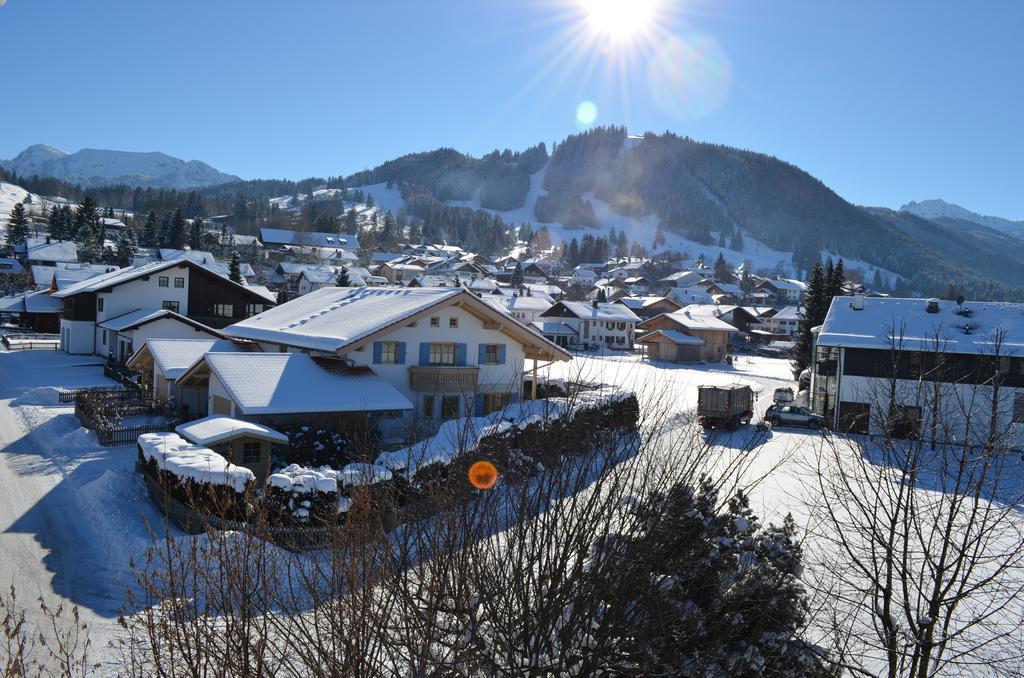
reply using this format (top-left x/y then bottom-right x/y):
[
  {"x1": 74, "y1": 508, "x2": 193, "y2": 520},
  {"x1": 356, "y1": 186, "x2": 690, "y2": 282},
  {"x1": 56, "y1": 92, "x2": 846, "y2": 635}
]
[{"x1": 580, "y1": 0, "x2": 660, "y2": 40}]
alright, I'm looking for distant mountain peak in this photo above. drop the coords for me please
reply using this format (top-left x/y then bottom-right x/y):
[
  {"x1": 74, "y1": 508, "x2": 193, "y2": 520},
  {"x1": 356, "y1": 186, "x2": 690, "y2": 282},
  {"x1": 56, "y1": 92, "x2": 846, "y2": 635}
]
[
  {"x1": 0, "y1": 144, "x2": 239, "y2": 189},
  {"x1": 900, "y1": 199, "x2": 1024, "y2": 239}
]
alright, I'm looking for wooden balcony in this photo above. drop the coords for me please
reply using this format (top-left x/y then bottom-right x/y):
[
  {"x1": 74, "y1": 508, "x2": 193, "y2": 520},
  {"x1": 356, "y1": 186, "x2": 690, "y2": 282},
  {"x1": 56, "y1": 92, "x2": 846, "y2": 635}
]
[{"x1": 408, "y1": 366, "x2": 480, "y2": 392}]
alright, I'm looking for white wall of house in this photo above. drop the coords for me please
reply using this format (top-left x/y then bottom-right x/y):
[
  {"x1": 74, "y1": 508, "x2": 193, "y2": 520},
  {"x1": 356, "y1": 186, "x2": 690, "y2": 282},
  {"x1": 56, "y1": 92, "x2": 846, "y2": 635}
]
[
  {"x1": 207, "y1": 372, "x2": 237, "y2": 418},
  {"x1": 95, "y1": 265, "x2": 191, "y2": 323},
  {"x1": 828, "y1": 349, "x2": 1024, "y2": 445},
  {"x1": 60, "y1": 319, "x2": 96, "y2": 354},
  {"x1": 344, "y1": 305, "x2": 526, "y2": 420},
  {"x1": 558, "y1": 316, "x2": 635, "y2": 348}
]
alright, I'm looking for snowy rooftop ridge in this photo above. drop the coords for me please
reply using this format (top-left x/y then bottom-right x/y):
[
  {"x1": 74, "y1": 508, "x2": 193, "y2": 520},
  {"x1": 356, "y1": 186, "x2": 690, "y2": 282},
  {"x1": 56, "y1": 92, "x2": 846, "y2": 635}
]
[
  {"x1": 176, "y1": 415, "x2": 288, "y2": 447},
  {"x1": 817, "y1": 296, "x2": 1024, "y2": 354}
]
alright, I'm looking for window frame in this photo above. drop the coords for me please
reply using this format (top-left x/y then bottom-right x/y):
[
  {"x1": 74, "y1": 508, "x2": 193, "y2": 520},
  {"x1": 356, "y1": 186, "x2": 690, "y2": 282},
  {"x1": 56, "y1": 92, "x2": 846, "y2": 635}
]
[
  {"x1": 449, "y1": 317, "x2": 459, "y2": 328},
  {"x1": 173, "y1": 277, "x2": 185, "y2": 288},
  {"x1": 97, "y1": 297, "x2": 104, "y2": 312},
  {"x1": 429, "y1": 316, "x2": 440, "y2": 328},
  {"x1": 213, "y1": 303, "x2": 234, "y2": 317},
  {"x1": 429, "y1": 342, "x2": 457, "y2": 366},
  {"x1": 440, "y1": 395, "x2": 460, "y2": 420},
  {"x1": 162, "y1": 300, "x2": 180, "y2": 313},
  {"x1": 380, "y1": 341, "x2": 399, "y2": 364},
  {"x1": 158, "y1": 276, "x2": 169, "y2": 288},
  {"x1": 482, "y1": 344, "x2": 501, "y2": 365},
  {"x1": 241, "y1": 441, "x2": 262, "y2": 465}
]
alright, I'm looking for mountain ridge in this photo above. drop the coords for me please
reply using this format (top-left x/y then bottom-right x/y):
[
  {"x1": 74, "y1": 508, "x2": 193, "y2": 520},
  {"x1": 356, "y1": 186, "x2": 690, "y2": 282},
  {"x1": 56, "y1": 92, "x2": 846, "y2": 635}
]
[
  {"x1": 900, "y1": 198, "x2": 1024, "y2": 239},
  {"x1": 0, "y1": 144, "x2": 240, "y2": 190}
]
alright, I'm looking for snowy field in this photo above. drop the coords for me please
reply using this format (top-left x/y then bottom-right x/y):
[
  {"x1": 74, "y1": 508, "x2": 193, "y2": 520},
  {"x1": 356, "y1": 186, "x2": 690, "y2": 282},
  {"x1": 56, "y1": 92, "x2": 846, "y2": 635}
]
[{"x1": 1, "y1": 347, "x2": 1020, "y2": 671}]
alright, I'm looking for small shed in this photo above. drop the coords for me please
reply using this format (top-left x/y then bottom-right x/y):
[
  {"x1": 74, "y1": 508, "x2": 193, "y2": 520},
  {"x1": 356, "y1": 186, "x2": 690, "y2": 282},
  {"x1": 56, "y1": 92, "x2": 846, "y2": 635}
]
[
  {"x1": 637, "y1": 329, "x2": 706, "y2": 363},
  {"x1": 175, "y1": 415, "x2": 288, "y2": 484}
]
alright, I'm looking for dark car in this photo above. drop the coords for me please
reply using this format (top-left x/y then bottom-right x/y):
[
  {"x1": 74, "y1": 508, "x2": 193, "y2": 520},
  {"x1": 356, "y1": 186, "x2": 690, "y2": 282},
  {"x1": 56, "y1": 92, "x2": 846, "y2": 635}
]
[{"x1": 765, "y1": 404, "x2": 825, "y2": 430}]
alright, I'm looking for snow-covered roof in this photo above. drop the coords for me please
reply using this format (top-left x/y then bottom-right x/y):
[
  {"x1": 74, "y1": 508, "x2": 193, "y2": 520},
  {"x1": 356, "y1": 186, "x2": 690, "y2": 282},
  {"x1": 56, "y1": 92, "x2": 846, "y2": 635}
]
[
  {"x1": 0, "y1": 258, "x2": 26, "y2": 274},
  {"x1": 543, "y1": 301, "x2": 641, "y2": 323},
  {"x1": 638, "y1": 329, "x2": 705, "y2": 345},
  {"x1": 140, "y1": 337, "x2": 244, "y2": 379},
  {"x1": 504, "y1": 294, "x2": 553, "y2": 312},
  {"x1": 533, "y1": 321, "x2": 578, "y2": 335},
  {"x1": 655, "y1": 310, "x2": 739, "y2": 333},
  {"x1": 98, "y1": 308, "x2": 173, "y2": 331},
  {"x1": 137, "y1": 432, "x2": 255, "y2": 492},
  {"x1": 771, "y1": 306, "x2": 804, "y2": 321},
  {"x1": 176, "y1": 415, "x2": 289, "y2": 447},
  {"x1": 760, "y1": 278, "x2": 807, "y2": 292},
  {"x1": 617, "y1": 296, "x2": 675, "y2": 310},
  {"x1": 259, "y1": 228, "x2": 357, "y2": 249},
  {"x1": 225, "y1": 287, "x2": 462, "y2": 352},
  {"x1": 817, "y1": 296, "x2": 1024, "y2": 355},
  {"x1": 52, "y1": 260, "x2": 184, "y2": 297},
  {"x1": 203, "y1": 352, "x2": 413, "y2": 415},
  {"x1": 0, "y1": 290, "x2": 63, "y2": 314},
  {"x1": 26, "y1": 238, "x2": 77, "y2": 263}
]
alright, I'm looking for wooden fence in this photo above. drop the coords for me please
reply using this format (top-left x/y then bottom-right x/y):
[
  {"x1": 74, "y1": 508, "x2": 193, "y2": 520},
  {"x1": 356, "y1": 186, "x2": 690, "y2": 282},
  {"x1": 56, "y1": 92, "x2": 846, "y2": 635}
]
[
  {"x1": 98, "y1": 423, "x2": 178, "y2": 447},
  {"x1": 57, "y1": 385, "x2": 139, "y2": 404},
  {"x1": 2, "y1": 334, "x2": 60, "y2": 351}
]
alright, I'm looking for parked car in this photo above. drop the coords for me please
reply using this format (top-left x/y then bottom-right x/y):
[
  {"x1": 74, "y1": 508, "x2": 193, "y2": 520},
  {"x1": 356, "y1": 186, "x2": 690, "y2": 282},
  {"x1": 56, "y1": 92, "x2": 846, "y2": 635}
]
[
  {"x1": 772, "y1": 387, "x2": 794, "y2": 404},
  {"x1": 765, "y1": 404, "x2": 825, "y2": 430}
]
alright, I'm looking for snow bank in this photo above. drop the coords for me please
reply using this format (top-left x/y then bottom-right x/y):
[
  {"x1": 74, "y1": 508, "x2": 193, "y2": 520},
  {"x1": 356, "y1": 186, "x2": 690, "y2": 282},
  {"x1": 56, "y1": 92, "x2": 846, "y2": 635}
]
[
  {"x1": 11, "y1": 386, "x2": 62, "y2": 407},
  {"x1": 267, "y1": 462, "x2": 393, "y2": 493},
  {"x1": 138, "y1": 432, "x2": 254, "y2": 493}
]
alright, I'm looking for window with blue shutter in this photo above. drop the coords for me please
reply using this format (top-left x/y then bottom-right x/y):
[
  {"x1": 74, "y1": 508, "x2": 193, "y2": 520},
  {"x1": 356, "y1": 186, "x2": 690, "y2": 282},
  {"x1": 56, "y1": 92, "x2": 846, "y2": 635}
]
[
  {"x1": 456, "y1": 343, "x2": 467, "y2": 366},
  {"x1": 396, "y1": 342, "x2": 406, "y2": 365},
  {"x1": 372, "y1": 341, "x2": 382, "y2": 364},
  {"x1": 478, "y1": 344, "x2": 487, "y2": 365},
  {"x1": 419, "y1": 342, "x2": 430, "y2": 366},
  {"x1": 498, "y1": 344, "x2": 506, "y2": 365},
  {"x1": 474, "y1": 394, "x2": 485, "y2": 417}
]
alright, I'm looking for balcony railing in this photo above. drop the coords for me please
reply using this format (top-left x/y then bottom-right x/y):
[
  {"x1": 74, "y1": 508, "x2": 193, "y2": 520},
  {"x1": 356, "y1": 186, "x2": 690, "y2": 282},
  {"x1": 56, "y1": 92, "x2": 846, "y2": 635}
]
[{"x1": 408, "y1": 366, "x2": 480, "y2": 392}]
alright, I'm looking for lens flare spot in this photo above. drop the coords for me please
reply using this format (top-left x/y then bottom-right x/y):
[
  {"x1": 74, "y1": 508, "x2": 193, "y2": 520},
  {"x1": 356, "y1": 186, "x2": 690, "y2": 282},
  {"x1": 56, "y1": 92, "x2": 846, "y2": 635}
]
[
  {"x1": 468, "y1": 460, "x2": 499, "y2": 490},
  {"x1": 576, "y1": 100, "x2": 599, "y2": 127},
  {"x1": 646, "y1": 34, "x2": 732, "y2": 122}
]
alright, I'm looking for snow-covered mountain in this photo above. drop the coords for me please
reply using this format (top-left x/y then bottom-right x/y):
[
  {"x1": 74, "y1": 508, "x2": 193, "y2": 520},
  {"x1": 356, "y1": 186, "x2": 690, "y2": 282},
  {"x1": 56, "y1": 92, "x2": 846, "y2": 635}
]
[
  {"x1": 1, "y1": 144, "x2": 240, "y2": 189},
  {"x1": 900, "y1": 199, "x2": 1024, "y2": 240}
]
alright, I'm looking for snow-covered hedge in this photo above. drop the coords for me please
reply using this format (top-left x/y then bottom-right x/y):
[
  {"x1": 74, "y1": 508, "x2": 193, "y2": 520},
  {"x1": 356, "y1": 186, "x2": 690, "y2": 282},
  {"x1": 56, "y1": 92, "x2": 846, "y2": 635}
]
[
  {"x1": 376, "y1": 387, "x2": 639, "y2": 491},
  {"x1": 137, "y1": 432, "x2": 255, "y2": 520}
]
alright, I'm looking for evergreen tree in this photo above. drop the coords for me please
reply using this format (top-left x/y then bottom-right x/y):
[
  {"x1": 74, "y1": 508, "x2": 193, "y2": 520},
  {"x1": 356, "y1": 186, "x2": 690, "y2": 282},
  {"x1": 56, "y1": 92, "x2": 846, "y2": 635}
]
[
  {"x1": 167, "y1": 208, "x2": 187, "y2": 249},
  {"x1": 116, "y1": 225, "x2": 138, "y2": 267},
  {"x1": 189, "y1": 215, "x2": 204, "y2": 250},
  {"x1": 792, "y1": 262, "x2": 827, "y2": 376},
  {"x1": 48, "y1": 204, "x2": 71, "y2": 241},
  {"x1": 141, "y1": 210, "x2": 159, "y2": 247},
  {"x1": 565, "y1": 238, "x2": 580, "y2": 268},
  {"x1": 73, "y1": 196, "x2": 99, "y2": 241},
  {"x1": 830, "y1": 259, "x2": 845, "y2": 297},
  {"x1": 653, "y1": 223, "x2": 667, "y2": 249},
  {"x1": 596, "y1": 287, "x2": 607, "y2": 303},
  {"x1": 344, "y1": 208, "x2": 358, "y2": 234},
  {"x1": 335, "y1": 266, "x2": 351, "y2": 287},
  {"x1": 366, "y1": 194, "x2": 375, "y2": 209},
  {"x1": 713, "y1": 252, "x2": 730, "y2": 281},
  {"x1": 510, "y1": 262, "x2": 524, "y2": 288},
  {"x1": 228, "y1": 251, "x2": 242, "y2": 283},
  {"x1": 5, "y1": 202, "x2": 30, "y2": 249},
  {"x1": 615, "y1": 230, "x2": 629, "y2": 259},
  {"x1": 730, "y1": 230, "x2": 745, "y2": 252}
]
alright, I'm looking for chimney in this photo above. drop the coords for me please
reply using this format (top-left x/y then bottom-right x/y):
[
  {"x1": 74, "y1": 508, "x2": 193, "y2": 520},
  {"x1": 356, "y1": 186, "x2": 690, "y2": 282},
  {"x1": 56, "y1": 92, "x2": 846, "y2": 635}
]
[
  {"x1": 925, "y1": 298, "x2": 940, "y2": 314},
  {"x1": 851, "y1": 294, "x2": 865, "y2": 311}
]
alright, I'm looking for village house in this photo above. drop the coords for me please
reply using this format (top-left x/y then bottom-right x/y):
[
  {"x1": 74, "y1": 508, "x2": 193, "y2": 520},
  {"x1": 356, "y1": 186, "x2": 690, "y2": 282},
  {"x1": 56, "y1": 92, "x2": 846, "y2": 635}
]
[
  {"x1": 488, "y1": 291, "x2": 553, "y2": 324},
  {"x1": 538, "y1": 300, "x2": 640, "y2": 350},
  {"x1": 636, "y1": 309, "x2": 738, "y2": 363},
  {"x1": 216, "y1": 287, "x2": 570, "y2": 433},
  {"x1": 52, "y1": 258, "x2": 276, "y2": 357},
  {"x1": 811, "y1": 295, "x2": 1024, "y2": 443},
  {"x1": 756, "y1": 278, "x2": 808, "y2": 305},
  {"x1": 758, "y1": 305, "x2": 804, "y2": 338}
]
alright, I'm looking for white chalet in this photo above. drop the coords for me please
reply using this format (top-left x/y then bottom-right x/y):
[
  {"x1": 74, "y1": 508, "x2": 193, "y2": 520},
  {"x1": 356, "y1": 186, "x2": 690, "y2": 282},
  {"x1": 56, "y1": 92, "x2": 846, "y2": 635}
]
[
  {"x1": 538, "y1": 300, "x2": 640, "y2": 350},
  {"x1": 52, "y1": 259, "x2": 276, "y2": 357},
  {"x1": 811, "y1": 295, "x2": 1024, "y2": 444},
  {"x1": 222, "y1": 287, "x2": 571, "y2": 430}
]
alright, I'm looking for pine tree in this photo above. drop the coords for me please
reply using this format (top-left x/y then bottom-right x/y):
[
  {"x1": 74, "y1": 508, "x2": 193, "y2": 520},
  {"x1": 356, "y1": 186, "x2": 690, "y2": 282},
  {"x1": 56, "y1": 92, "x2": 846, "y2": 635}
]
[
  {"x1": 510, "y1": 262, "x2": 524, "y2": 288},
  {"x1": 228, "y1": 251, "x2": 242, "y2": 283},
  {"x1": 792, "y1": 262, "x2": 826, "y2": 376},
  {"x1": 335, "y1": 266, "x2": 351, "y2": 287},
  {"x1": 596, "y1": 287, "x2": 607, "y2": 303},
  {"x1": 653, "y1": 223, "x2": 667, "y2": 249},
  {"x1": 189, "y1": 215, "x2": 204, "y2": 250},
  {"x1": 141, "y1": 210, "x2": 159, "y2": 247},
  {"x1": 116, "y1": 225, "x2": 138, "y2": 267},
  {"x1": 5, "y1": 202, "x2": 30, "y2": 249},
  {"x1": 830, "y1": 259, "x2": 845, "y2": 297},
  {"x1": 615, "y1": 230, "x2": 629, "y2": 259},
  {"x1": 730, "y1": 230, "x2": 745, "y2": 252},
  {"x1": 73, "y1": 196, "x2": 99, "y2": 242},
  {"x1": 48, "y1": 205, "x2": 70, "y2": 241},
  {"x1": 344, "y1": 208, "x2": 358, "y2": 234},
  {"x1": 167, "y1": 208, "x2": 187, "y2": 249},
  {"x1": 713, "y1": 252, "x2": 730, "y2": 281},
  {"x1": 565, "y1": 238, "x2": 580, "y2": 268}
]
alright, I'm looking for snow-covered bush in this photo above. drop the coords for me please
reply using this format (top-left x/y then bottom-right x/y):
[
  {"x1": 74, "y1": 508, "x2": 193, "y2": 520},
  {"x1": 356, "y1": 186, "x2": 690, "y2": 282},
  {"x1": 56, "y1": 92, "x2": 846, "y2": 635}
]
[
  {"x1": 263, "y1": 462, "x2": 394, "y2": 527},
  {"x1": 272, "y1": 424, "x2": 350, "y2": 468},
  {"x1": 136, "y1": 433, "x2": 254, "y2": 521}
]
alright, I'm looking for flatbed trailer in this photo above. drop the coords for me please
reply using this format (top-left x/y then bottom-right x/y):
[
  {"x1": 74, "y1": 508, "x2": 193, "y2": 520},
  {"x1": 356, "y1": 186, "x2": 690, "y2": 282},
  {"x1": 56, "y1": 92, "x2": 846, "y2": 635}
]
[{"x1": 697, "y1": 385, "x2": 754, "y2": 430}]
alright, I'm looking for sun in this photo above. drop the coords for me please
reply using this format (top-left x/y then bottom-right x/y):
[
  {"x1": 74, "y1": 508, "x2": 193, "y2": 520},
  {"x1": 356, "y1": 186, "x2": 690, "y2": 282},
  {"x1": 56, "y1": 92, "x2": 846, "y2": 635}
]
[{"x1": 581, "y1": 0, "x2": 660, "y2": 41}]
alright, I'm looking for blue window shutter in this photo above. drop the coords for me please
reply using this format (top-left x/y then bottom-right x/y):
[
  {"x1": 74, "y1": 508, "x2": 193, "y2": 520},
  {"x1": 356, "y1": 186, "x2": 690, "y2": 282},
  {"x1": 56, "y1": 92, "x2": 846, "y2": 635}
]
[
  {"x1": 474, "y1": 394, "x2": 485, "y2": 417},
  {"x1": 396, "y1": 342, "x2": 406, "y2": 365},
  {"x1": 419, "y1": 342, "x2": 430, "y2": 366},
  {"x1": 457, "y1": 343, "x2": 467, "y2": 367},
  {"x1": 498, "y1": 344, "x2": 506, "y2": 365},
  {"x1": 372, "y1": 341, "x2": 382, "y2": 364},
  {"x1": 478, "y1": 344, "x2": 486, "y2": 365}
]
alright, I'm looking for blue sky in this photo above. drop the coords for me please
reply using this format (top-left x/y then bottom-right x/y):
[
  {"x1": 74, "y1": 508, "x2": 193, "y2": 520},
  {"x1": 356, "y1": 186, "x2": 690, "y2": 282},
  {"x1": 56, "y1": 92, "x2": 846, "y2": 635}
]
[{"x1": 2, "y1": 0, "x2": 1022, "y2": 218}]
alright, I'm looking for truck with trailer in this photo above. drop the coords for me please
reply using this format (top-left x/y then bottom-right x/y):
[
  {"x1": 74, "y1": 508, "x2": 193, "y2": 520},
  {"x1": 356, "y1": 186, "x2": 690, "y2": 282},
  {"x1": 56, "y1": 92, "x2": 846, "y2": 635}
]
[{"x1": 697, "y1": 385, "x2": 754, "y2": 430}]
